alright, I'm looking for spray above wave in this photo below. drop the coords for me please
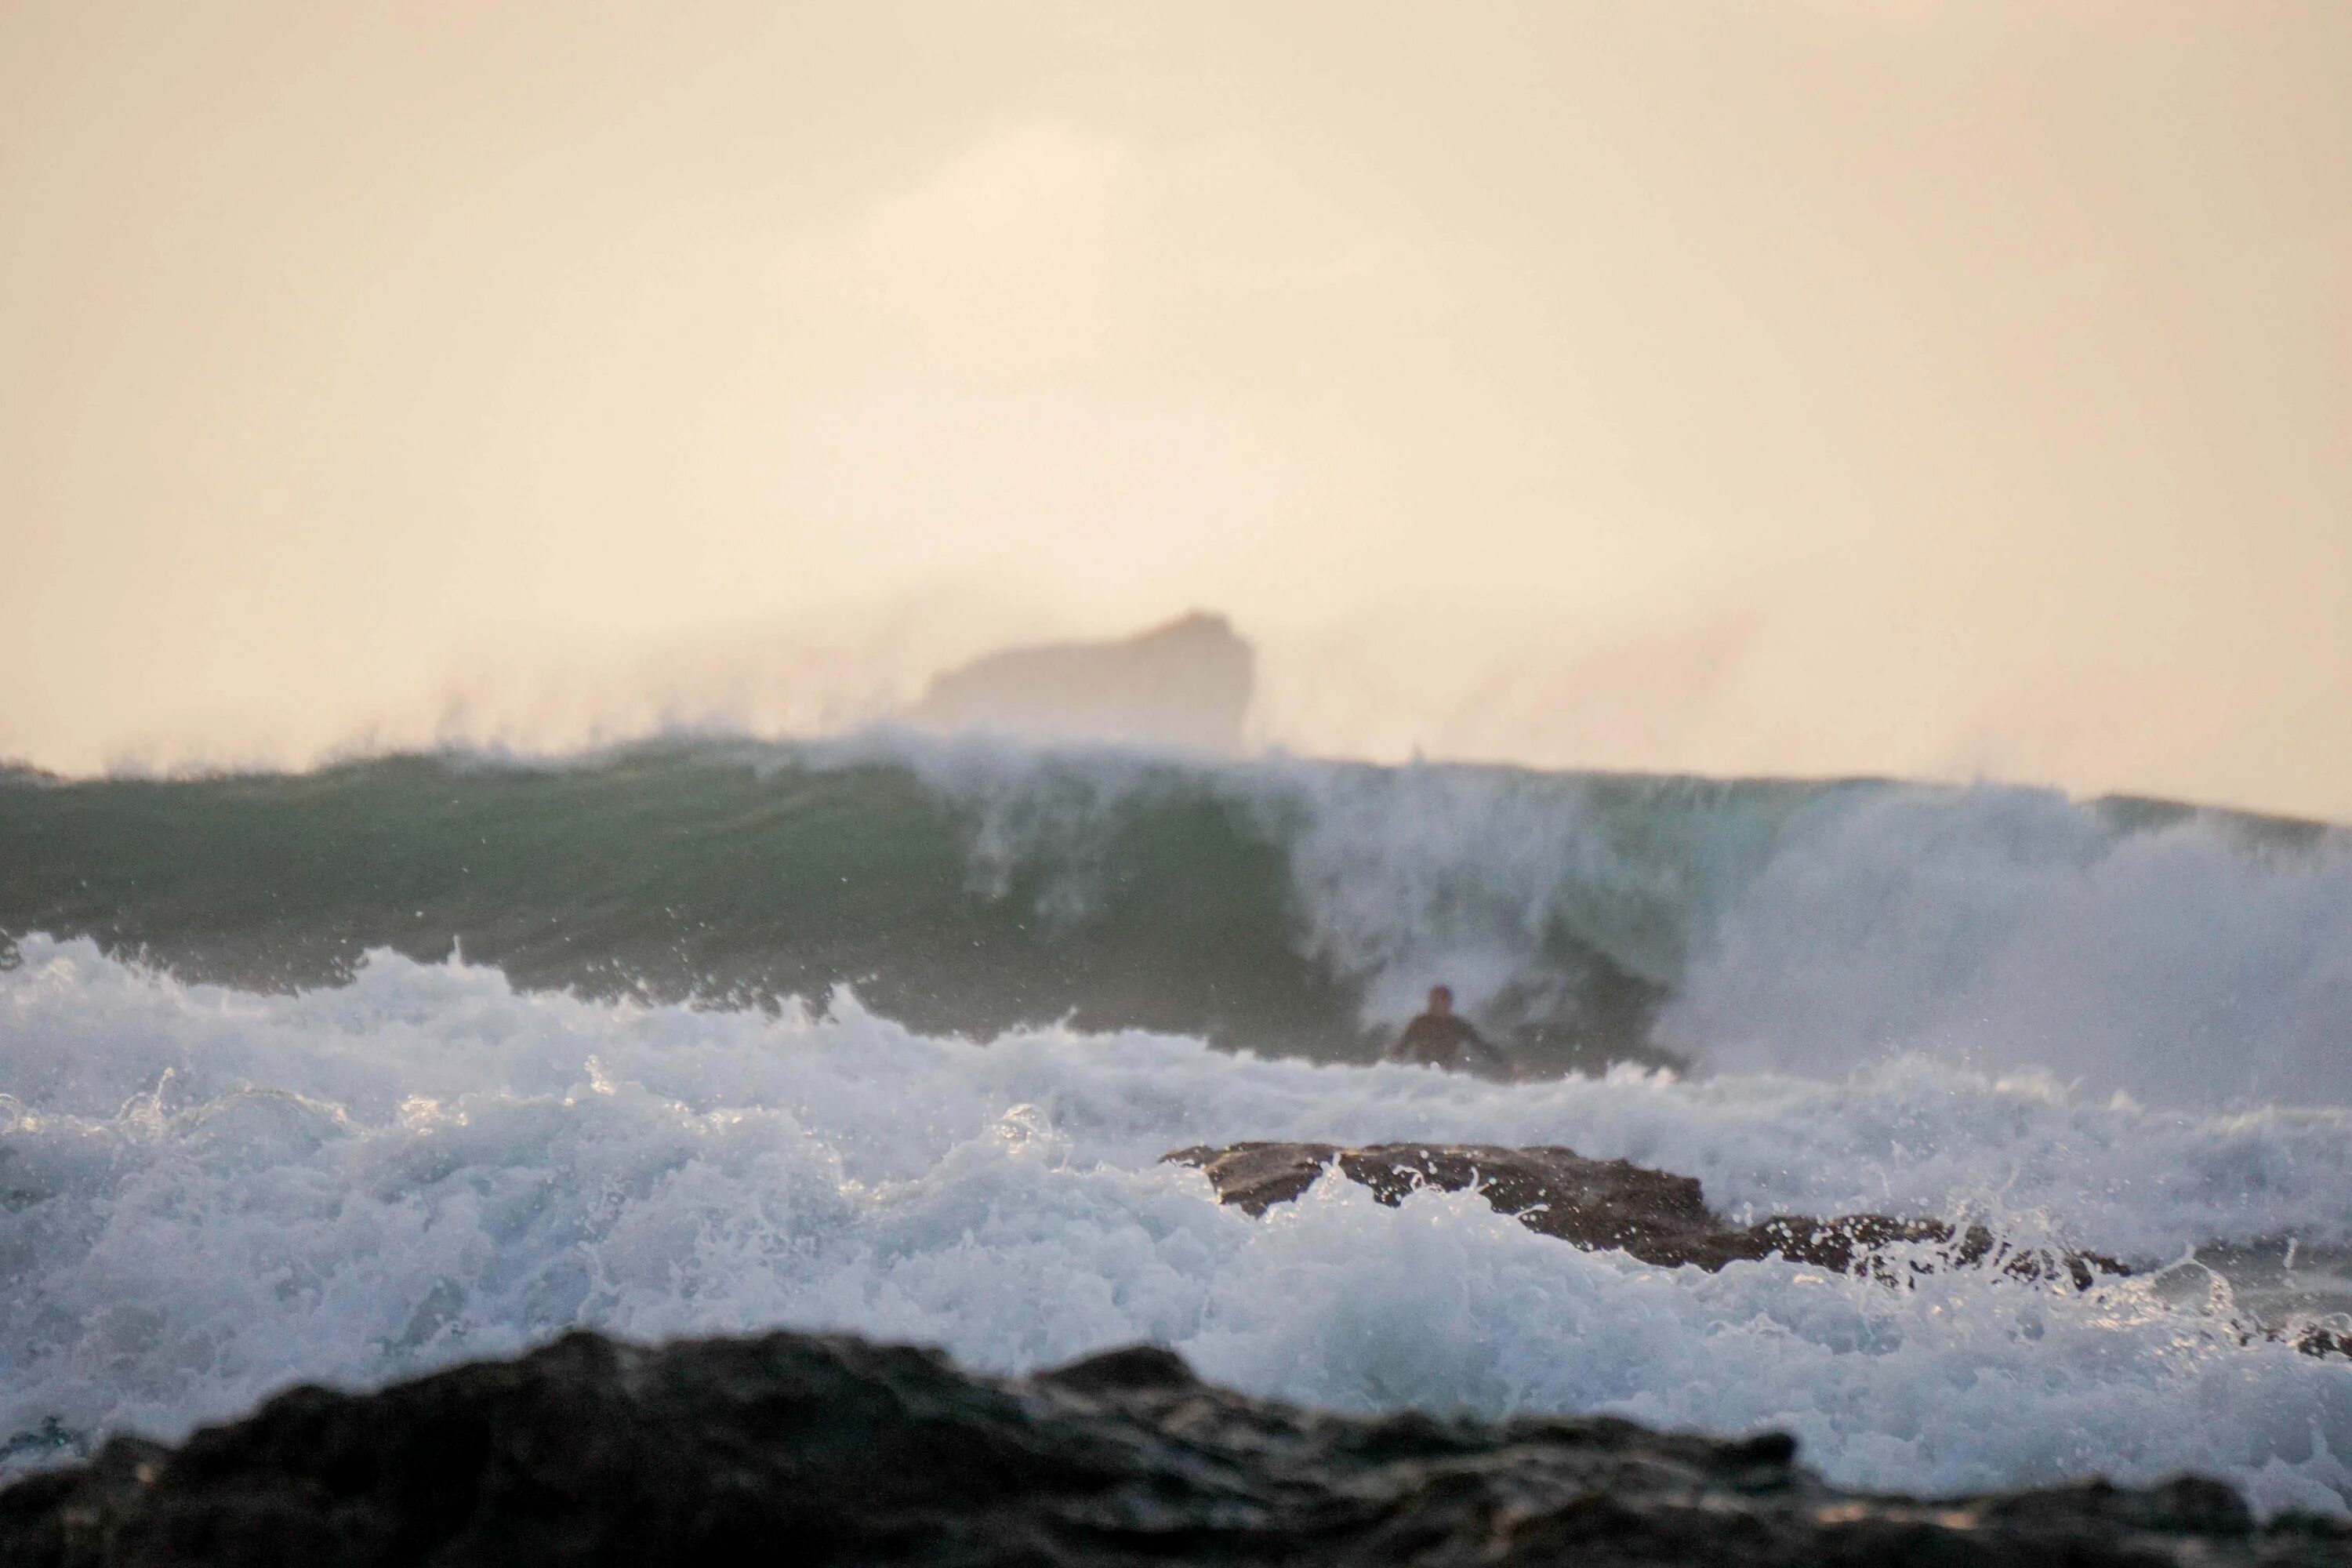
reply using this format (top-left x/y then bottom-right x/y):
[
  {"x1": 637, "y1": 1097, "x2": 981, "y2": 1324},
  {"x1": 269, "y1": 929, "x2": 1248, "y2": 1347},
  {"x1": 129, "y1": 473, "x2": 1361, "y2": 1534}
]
[
  {"x1": 5, "y1": 937, "x2": 2352, "y2": 1514},
  {"x1": 906, "y1": 611, "x2": 1254, "y2": 753},
  {"x1": 2, "y1": 731, "x2": 2347, "y2": 1105}
]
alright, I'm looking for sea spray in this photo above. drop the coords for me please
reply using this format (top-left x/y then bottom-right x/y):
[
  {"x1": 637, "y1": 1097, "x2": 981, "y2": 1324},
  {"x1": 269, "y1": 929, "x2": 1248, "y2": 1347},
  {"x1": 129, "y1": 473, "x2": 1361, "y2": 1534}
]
[{"x1": 5, "y1": 937, "x2": 2352, "y2": 1514}]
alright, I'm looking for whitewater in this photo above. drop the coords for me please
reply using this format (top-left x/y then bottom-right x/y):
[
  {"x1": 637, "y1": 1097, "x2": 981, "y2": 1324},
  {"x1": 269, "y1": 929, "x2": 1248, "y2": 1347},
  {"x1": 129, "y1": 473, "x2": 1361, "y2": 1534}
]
[{"x1": 5, "y1": 734, "x2": 2352, "y2": 1515}]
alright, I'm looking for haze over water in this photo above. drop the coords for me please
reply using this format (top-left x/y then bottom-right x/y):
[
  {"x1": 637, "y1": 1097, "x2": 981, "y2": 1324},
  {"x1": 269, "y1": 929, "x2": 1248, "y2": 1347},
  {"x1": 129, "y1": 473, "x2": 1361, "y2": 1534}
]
[
  {"x1": 5, "y1": 2, "x2": 2350, "y2": 819},
  {"x1": 5, "y1": 0, "x2": 2352, "y2": 1526}
]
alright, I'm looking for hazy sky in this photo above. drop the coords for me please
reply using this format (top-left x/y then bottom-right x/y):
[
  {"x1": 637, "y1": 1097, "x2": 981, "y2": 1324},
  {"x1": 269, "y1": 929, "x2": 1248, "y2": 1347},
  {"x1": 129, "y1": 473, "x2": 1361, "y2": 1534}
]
[{"x1": 5, "y1": 3, "x2": 2348, "y2": 815}]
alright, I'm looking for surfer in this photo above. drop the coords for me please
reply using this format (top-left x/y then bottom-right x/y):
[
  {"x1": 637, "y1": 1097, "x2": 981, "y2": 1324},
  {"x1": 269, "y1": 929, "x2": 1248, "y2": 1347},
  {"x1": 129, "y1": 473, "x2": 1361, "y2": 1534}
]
[{"x1": 1385, "y1": 985, "x2": 1511, "y2": 1076}]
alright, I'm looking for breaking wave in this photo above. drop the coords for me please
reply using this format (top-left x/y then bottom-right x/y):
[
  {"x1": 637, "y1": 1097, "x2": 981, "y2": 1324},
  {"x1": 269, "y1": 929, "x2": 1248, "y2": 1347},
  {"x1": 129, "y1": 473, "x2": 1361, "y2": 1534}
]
[{"x1": 4, "y1": 733, "x2": 2348, "y2": 1106}]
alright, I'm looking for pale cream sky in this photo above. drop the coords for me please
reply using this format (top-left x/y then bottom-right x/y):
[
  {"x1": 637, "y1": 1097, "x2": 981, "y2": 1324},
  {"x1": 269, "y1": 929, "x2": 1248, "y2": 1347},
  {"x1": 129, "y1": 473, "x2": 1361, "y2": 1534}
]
[{"x1": 3, "y1": 2, "x2": 2347, "y2": 815}]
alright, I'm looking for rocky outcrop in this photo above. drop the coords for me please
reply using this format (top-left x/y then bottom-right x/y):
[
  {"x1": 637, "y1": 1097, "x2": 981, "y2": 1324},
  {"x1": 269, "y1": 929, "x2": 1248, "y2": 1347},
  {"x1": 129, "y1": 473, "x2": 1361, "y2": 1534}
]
[
  {"x1": 908, "y1": 612, "x2": 1254, "y2": 752},
  {"x1": 1165, "y1": 1142, "x2": 2128, "y2": 1287},
  {"x1": 5, "y1": 1327, "x2": 2341, "y2": 1566}
]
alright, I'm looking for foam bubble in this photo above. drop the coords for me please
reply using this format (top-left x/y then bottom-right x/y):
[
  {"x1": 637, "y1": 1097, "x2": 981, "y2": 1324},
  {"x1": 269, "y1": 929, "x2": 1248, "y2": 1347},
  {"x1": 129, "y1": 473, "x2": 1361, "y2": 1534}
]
[{"x1": 5, "y1": 936, "x2": 2352, "y2": 1512}]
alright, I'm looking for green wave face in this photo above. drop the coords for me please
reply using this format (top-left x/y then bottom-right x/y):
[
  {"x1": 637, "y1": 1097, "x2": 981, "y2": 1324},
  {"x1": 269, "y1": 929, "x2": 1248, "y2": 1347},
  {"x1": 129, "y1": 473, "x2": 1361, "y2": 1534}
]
[
  {"x1": 0, "y1": 745, "x2": 1372, "y2": 1055},
  {"x1": 1, "y1": 737, "x2": 2335, "y2": 1079}
]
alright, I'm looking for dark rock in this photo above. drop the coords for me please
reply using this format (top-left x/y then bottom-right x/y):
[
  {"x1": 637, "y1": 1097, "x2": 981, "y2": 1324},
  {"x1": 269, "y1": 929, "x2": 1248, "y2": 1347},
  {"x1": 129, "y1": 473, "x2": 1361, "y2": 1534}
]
[
  {"x1": 3, "y1": 1328, "x2": 2343, "y2": 1566},
  {"x1": 1034, "y1": 1343, "x2": 1200, "y2": 1396},
  {"x1": 1165, "y1": 1142, "x2": 2132, "y2": 1288}
]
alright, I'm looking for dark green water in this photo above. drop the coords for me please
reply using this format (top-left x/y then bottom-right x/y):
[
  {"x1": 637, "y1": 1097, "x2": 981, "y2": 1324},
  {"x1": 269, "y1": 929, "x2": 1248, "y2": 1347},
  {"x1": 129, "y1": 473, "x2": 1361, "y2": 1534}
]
[
  {"x1": 0, "y1": 745, "x2": 1385, "y2": 1056},
  {"x1": 4, "y1": 738, "x2": 2325, "y2": 1073}
]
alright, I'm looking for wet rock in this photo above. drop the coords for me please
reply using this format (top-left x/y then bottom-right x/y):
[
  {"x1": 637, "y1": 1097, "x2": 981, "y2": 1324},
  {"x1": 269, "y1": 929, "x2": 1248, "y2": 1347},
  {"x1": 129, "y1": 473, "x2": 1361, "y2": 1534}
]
[
  {"x1": 2303, "y1": 1327, "x2": 2352, "y2": 1359},
  {"x1": 1165, "y1": 1142, "x2": 2130, "y2": 1287},
  {"x1": 3, "y1": 1327, "x2": 2343, "y2": 1566}
]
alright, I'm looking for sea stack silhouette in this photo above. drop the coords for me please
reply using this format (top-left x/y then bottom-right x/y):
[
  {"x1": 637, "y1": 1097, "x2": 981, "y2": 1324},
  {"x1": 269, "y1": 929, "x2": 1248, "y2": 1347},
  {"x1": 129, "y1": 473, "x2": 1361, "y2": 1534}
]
[{"x1": 908, "y1": 611, "x2": 1254, "y2": 752}]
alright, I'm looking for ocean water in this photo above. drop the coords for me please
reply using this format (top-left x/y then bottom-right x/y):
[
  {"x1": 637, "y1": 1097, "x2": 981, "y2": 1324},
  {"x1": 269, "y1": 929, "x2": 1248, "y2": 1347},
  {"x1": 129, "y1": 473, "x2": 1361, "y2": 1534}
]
[{"x1": 4, "y1": 734, "x2": 2352, "y2": 1513}]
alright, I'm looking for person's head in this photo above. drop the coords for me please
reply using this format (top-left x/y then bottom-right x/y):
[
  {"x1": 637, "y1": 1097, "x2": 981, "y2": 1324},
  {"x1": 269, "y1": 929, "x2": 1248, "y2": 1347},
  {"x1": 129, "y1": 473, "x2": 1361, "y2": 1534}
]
[{"x1": 1426, "y1": 984, "x2": 1454, "y2": 1015}]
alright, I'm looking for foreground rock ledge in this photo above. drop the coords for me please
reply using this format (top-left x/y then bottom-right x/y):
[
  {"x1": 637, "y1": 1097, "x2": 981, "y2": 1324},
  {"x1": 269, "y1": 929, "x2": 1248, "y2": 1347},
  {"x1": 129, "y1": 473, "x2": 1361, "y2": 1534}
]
[{"x1": 4, "y1": 1329, "x2": 2342, "y2": 1567}]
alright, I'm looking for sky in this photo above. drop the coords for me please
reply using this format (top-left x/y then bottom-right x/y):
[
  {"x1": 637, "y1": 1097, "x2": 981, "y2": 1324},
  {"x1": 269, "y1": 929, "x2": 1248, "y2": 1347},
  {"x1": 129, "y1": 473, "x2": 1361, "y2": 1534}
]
[{"x1": 3, "y1": 2, "x2": 2348, "y2": 817}]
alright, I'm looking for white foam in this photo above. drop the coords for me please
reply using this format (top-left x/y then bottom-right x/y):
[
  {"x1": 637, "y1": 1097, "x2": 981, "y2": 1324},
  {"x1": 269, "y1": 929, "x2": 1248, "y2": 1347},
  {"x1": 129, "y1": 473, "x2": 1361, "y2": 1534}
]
[
  {"x1": 1666, "y1": 785, "x2": 2352, "y2": 1107},
  {"x1": 873, "y1": 735, "x2": 2352, "y2": 1109},
  {"x1": 5, "y1": 936, "x2": 2351, "y2": 1513}
]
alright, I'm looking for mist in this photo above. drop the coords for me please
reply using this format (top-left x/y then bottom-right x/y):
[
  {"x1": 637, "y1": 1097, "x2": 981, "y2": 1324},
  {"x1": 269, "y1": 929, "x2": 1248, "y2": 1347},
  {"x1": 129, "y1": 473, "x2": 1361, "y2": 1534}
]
[{"x1": 4, "y1": 2, "x2": 2347, "y2": 817}]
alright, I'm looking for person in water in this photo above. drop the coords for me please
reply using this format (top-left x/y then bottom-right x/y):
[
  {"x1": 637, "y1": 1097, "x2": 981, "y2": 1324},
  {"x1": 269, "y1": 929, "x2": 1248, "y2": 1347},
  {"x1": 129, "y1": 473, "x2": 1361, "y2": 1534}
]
[{"x1": 1385, "y1": 985, "x2": 1510, "y2": 1075}]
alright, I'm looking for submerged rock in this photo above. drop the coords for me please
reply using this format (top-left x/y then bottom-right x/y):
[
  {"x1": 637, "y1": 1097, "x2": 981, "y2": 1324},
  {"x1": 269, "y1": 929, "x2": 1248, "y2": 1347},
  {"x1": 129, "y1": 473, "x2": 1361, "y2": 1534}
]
[
  {"x1": 1166, "y1": 1142, "x2": 2129, "y2": 1287},
  {"x1": 4, "y1": 1327, "x2": 2342, "y2": 1566}
]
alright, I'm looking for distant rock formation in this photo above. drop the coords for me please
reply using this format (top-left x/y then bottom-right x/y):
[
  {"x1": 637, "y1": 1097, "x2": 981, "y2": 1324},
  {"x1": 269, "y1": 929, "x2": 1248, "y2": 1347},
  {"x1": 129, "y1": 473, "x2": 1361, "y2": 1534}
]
[
  {"x1": 907, "y1": 612, "x2": 1253, "y2": 752},
  {"x1": 2, "y1": 1327, "x2": 2315, "y2": 1566},
  {"x1": 1167, "y1": 1142, "x2": 2129, "y2": 1289}
]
